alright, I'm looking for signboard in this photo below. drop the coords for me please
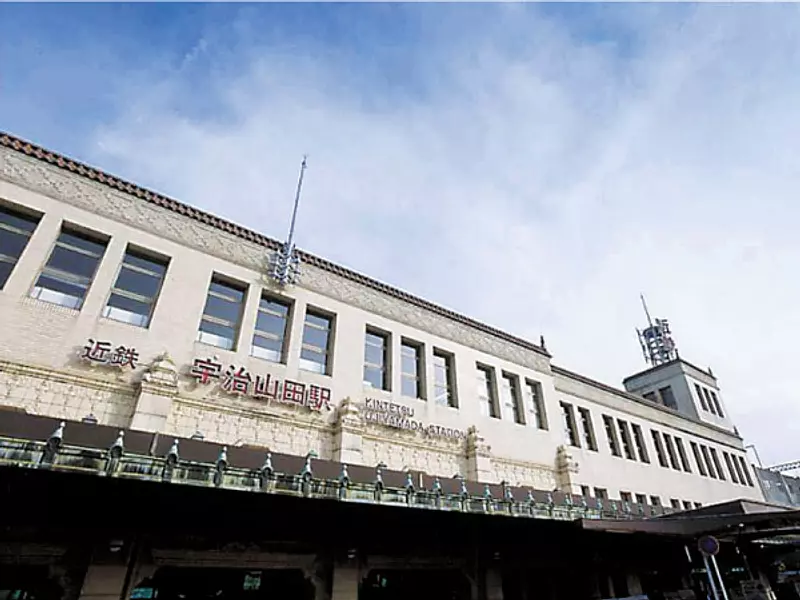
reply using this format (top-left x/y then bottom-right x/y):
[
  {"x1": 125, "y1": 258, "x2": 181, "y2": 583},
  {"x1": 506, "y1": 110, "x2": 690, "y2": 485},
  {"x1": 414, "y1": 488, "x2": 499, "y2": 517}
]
[
  {"x1": 190, "y1": 357, "x2": 332, "y2": 412},
  {"x1": 81, "y1": 339, "x2": 139, "y2": 368},
  {"x1": 363, "y1": 398, "x2": 466, "y2": 440}
]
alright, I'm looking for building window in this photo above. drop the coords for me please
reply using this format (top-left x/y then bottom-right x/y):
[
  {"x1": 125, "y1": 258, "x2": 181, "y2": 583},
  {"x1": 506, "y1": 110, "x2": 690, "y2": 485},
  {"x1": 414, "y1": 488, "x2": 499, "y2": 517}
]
[
  {"x1": 251, "y1": 295, "x2": 291, "y2": 363},
  {"x1": 670, "y1": 499, "x2": 681, "y2": 509},
  {"x1": 674, "y1": 437, "x2": 692, "y2": 473},
  {"x1": 300, "y1": 309, "x2": 334, "y2": 374},
  {"x1": 662, "y1": 434, "x2": 680, "y2": 471},
  {"x1": 703, "y1": 388, "x2": 717, "y2": 415},
  {"x1": 650, "y1": 495, "x2": 661, "y2": 507},
  {"x1": 561, "y1": 403, "x2": 580, "y2": 447},
  {"x1": 658, "y1": 386, "x2": 678, "y2": 410},
  {"x1": 594, "y1": 488, "x2": 608, "y2": 500},
  {"x1": 690, "y1": 442, "x2": 708, "y2": 476},
  {"x1": 500, "y1": 373, "x2": 524, "y2": 424},
  {"x1": 433, "y1": 349, "x2": 456, "y2": 407},
  {"x1": 709, "y1": 390, "x2": 724, "y2": 417},
  {"x1": 683, "y1": 501, "x2": 692, "y2": 510},
  {"x1": 0, "y1": 203, "x2": 40, "y2": 290},
  {"x1": 32, "y1": 225, "x2": 107, "y2": 310},
  {"x1": 197, "y1": 276, "x2": 247, "y2": 350},
  {"x1": 651, "y1": 430, "x2": 668, "y2": 467},
  {"x1": 695, "y1": 383, "x2": 709, "y2": 411},
  {"x1": 709, "y1": 448, "x2": 725, "y2": 481},
  {"x1": 617, "y1": 420, "x2": 636, "y2": 460},
  {"x1": 635, "y1": 493, "x2": 646, "y2": 505},
  {"x1": 737, "y1": 456, "x2": 754, "y2": 486},
  {"x1": 580, "y1": 485, "x2": 590, "y2": 497},
  {"x1": 603, "y1": 415, "x2": 621, "y2": 457},
  {"x1": 694, "y1": 502, "x2": 702, "y2": 508},
  {"x1": 476, "y1": 365, "x2": 498, "y2": 417},
  {"x1": 723, "y1": 452, "x2": 740, "y2": 484},
  {"x1": 642, "y1": 391, "x2": 657, "y2": 402},
  {"x1": 620, "y1": 491, "x2": 632, "y2": 504},
  {"x1": 578, "y1": 408, "x2": 597, "y2": 451},
  {"x1": 700, "y1": 446, "x2": 717, "y2": 478},
  {"x1": 631, "y1": 424, "x2": 650, "y2": 463},
  {"x1": 400, "y1": 340, "x2": 424, "y2": 399},
  {"x1": 524, "y1": 379, "x2": 548, "y2": 430},
  {"x1": 103, "y1": 247, "x2": 168, "y2": 328},
  {"x1": 363, "y1": 329, "x2": 390, "y2": 390}
]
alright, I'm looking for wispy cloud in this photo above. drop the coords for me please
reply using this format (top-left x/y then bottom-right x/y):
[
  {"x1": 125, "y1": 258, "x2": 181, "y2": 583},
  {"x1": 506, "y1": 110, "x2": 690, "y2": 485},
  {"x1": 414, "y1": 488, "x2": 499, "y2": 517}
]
[{"x1": 3, "y1": 3, "x2": 800, "y2": 465}]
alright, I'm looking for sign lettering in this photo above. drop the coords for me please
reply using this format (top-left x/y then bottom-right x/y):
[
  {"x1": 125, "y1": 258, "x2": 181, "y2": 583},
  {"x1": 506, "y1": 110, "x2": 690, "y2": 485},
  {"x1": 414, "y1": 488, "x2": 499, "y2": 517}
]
[
  {"x1": 190, "y1": 357, "x2": 332, "y2": 412},
  {"x1": 81, "y1": 339, "x2": 139, "y2": 369},
  {"x1": 363, "y1": 398, "x2": 465, "y2": 440}
]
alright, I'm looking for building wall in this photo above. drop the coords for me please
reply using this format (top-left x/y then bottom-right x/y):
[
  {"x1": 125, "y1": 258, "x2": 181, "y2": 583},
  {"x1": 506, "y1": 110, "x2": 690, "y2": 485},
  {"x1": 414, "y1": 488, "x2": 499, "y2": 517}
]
[{"x1": 0, "y1": 142, "x2": 762, "y2": 506}]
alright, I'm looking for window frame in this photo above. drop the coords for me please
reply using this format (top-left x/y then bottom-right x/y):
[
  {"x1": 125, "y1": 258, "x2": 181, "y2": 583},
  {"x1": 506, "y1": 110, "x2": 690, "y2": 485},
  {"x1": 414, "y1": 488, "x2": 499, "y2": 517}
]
[
  {"x1": 102, "y1": 245, "x2": 169, "y2": 328},
  {"x1": 0, "y1": 201, "x2": 42, "y2": 290},
  {"x1": 500, "y1": 371, "x2": 524, "y2": 425},
  {"x1": 299, "y1": 307, "x2": 335, "y2": 375},
  {"x1": 400, "y1": 339, "x2": 425, "y2": 400},
  {"x1": 251, "y1": 293, "x2": 292, "y2": 363},
  {"x1": 196, "y1": 274, "x2": 248, "y2": 351},
  {"x1": 363, "y1": 327, "x2": 391, "y2": 391},
  {"x1": 476, "y1": 363, "x2": 498, "y2": 418},
  {"x1": 432, "y1": 348, "x2": 457, "y2": 408}
]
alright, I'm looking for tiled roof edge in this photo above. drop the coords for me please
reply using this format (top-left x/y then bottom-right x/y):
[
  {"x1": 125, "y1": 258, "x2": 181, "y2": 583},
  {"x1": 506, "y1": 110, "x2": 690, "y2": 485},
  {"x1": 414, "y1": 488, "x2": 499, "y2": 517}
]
[{"x1": 0, "y1": 131, "x2": 549, "y2": 359}]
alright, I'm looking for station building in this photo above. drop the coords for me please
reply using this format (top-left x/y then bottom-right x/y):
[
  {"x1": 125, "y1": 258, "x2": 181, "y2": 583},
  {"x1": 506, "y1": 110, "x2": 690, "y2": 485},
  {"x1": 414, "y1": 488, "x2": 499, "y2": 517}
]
[{"x1": 0, "y1": 131, "x2": 783, "y2": 600}]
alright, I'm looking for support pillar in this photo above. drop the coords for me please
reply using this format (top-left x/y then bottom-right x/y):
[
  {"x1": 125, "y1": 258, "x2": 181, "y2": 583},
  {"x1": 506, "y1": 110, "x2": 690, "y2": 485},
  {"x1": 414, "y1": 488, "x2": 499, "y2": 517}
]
[
  {"x1": 466, "y1": 427, "x2": 494, "y2": 482},
  {"x1": 331, "y1": 564, "x2": 360, "y2": 600},
  {"x1": 485, "y1": 568, "x2": 503, "y2": 600},
  {"x1": 78, "y1": 565, "x2": 128, "y2": 600},
  {"x1": 129, "y1": 353, "x2": 179, "y2": 433},
  {"x1": 333, "y1": 398, "x2": 364, "y2": 464}
]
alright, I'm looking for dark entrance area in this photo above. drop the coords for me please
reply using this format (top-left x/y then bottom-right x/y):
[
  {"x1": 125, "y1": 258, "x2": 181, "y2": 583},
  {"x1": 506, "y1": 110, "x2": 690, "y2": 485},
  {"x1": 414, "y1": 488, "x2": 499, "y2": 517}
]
[
  {"x1": 134, "y1": 567, "x2": 314, "y2": 600},
  {"x1": 360, "y1": 569, "x2": 470, "y2": 600},
  {"x1": 0, "y1": 566, "x2": 63, "y2": 600}
]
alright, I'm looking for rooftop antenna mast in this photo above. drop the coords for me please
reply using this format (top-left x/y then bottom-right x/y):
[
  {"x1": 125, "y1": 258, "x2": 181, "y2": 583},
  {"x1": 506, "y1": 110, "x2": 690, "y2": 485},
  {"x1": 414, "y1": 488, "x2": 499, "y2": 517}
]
[
  {"x1": 636, "y1": 294, "x2": 678, "y2": 366},
  {"x1": 269, "y1": 156, "x2": 307, "y2": 287}
]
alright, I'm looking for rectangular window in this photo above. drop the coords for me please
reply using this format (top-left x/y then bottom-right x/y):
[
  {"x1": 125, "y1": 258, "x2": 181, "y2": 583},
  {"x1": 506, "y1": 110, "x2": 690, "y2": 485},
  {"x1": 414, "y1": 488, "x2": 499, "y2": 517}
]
[
  {"x1": 500, "y1": 373, "x2": 524, "y2": 424},
  {"x1": 658, "y1": 386, "x2": 678, "y2": 410},
  {"x1": 701, "y1": 446, "x2": 717, "y2": 478},
  {"x1": 32, "y1": 225, "x2": 107, "y2": 310},
  {"x1": 0, "y1": 203, "x2": 40, "y2": 289},
  {"x1": 635, "y1": 493, "x2": 647, "y2": 505},
  {"x1": 400, "y1": 340, "x2": 424, "y2": 399},
  {"x1": 103, "y1": 247, "x2": 168, "y2": 328},
  {"x1": 675, "y1": 437, "x2": 692, "y2": 473},
  {"x1": 694, "y1": 502, "x2": 702, "y2": 509},
  {"x1": 651, "y1": 430, "x2": 668, "y2": 467},
  {"x1": 724, "y1": 452, "x2": 740, "y2": 484},
  {"x1": 703, "y1": 388, "x2": 717, "y2": 415},
  {"x1": 477, "y1": 365, "x2": 498, "y2": 417},
  {"x1": 709, "y1": 448, "x2": 725, "y2": 481},
  {"x1": 524, "y1": 379, "x2": 548, "y2": 430},
  {"x1": 670, "y1": 499, "x2": 681, "y2": 509},
  {"x1": 578, "y1": 408, "x2": 597, "y2": 451},
  {"x1": 737, "y1": 456, "x2": 754, "y2": 486},
  {"x1": 643, "y1": 391, "x2": 657, "y2": 402},
  {"x1": 433, "y1": 349, "x2": 456, "y2": 407},
  {"x1": 603, "y1": 415, "x2": 621, "y2": 457},
  {"x1": 695, "y1": 383, "x2": 709, "y2": 411},
  {"x1": 620, "y1": 491, "x2": 632, "y2": 503},
  {"x1": 363, "y1": 329, "x2": 390, "y2": 390},
  {"x1": 650, "y1": 495, "x2": 661, "y2": 507},
  {"x1": 197, "y1": 276, "x2": 247, "y2": 350},
  {"x1": 662, "y1": 434, "x2": 680, "y2": 470},
  {"x1": 594, "y1": 488, "x2": 608, "y2": 500},
  {"x1": 709, "y1": 390, "x2": 724, "y2": 417},
  {"x1": 300, "y1": 309, "x2": 334, "y2": 374},
  {"x1": 683, "y1": 501, "x2": 692, "y2": 510},
  {"x1": 617, "y1": 420, "x2": 636, "y2": 460},
  {"x1": 691, "y1": 442, "x2": 708, "y2": 476},
  {"x1": 631, "y1": 424, "x2": 650, "y2": 463},
  {"x1": 580, "y1": 485, "x2": 590, "y2": 497},
  {"x1": 561, "y1": 402, "x2": 580, "y2": 447},
  {"x1": 251, "y1": 295, "x2": 291, "y2": 363}
]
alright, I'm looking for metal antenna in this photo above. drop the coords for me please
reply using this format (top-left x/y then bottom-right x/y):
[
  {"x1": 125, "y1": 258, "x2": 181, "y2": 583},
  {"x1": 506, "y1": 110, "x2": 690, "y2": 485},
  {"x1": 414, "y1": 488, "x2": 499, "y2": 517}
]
[
  {"x1": 640, "y1": 293, "x2": 654, "y2": 328},
  {"x1": 268, "y1": 156, "x2": 307, "y2": 287},
  {"x1": 636, "y1": 294, "x2": 678, "y2": 366}
]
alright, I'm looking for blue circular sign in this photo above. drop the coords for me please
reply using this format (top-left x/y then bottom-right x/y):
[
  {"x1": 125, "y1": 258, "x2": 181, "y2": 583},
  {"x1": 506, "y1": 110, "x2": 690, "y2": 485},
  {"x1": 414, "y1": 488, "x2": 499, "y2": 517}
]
[{"x1": 698, "y1": 535, "x2": 720, "y2": 556}]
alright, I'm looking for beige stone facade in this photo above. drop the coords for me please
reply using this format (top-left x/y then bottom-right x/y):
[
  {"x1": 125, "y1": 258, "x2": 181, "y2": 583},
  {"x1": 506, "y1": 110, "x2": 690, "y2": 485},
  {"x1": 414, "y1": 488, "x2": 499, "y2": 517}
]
[{"x1": 0, "y1": 134, "x2": 763, "y2": 511}]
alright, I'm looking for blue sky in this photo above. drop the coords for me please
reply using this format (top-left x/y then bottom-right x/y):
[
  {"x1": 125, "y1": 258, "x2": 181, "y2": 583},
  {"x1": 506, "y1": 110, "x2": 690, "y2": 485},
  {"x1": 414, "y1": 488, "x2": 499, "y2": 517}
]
[{"x1": 1, "y1": 3, "x2": 799, "y2": 465}]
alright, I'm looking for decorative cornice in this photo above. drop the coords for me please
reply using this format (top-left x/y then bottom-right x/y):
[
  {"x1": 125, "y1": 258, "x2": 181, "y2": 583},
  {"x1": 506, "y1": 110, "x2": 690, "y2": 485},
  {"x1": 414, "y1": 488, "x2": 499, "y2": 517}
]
[{"x1": 0, "y1": 132, "x2": 550, "y2": 373}]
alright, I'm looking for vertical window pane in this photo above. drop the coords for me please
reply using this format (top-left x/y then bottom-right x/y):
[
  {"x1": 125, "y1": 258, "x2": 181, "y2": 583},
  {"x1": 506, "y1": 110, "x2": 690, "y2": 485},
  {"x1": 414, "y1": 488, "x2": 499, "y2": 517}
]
[
  {"x1": 524, "y1": 380, "x2": 547, "y2": 430},
  {"x1": 695, "y1": 384, "x2": 709, "y2": 411},
  {"x1": 401, "y1": 341, "x2": 423, "y2": 399},
  {"x1": 675, "y1": 438, "x2": 692, "y2": 472},
  {"x1": 251, "y1": 296, "x2": 290, "y2": 363},
  {"x1": 561, "y1": 403, "x2": 579, "y2": 447},
  {"x1": 604, "y1": 416, "x2": 621, "y2": 456},
  {"x1": 691, "y1": 442, "x2": 708, "y2": 476},
  {"x1": 662, "y1": 434, "x2": 680, "y2": 470},
  {"x1": 709, "y1": 391, "x2": 724, "y2": 417},
  {"x1": 364, "y1": 329, "x2": 389, "y2": 390},
  {"x1": 103, "y1": 247, "x2": 169, "y2": 328},
  {"x1": 578, "y1": 408, "x2": 596, "y2": 450},
  {"x1": 32, "y1": 226, "x2": 107, "y2": 310},
  {"x1": 631, "y1": 424, "x2": 650, "y2": 463},
  {"x1": 433, "y1": 350, "x2": 456, "y2": 407},
  {"x1": 701, "y1": 446, "x2": 717, "y2": 478},
  {"x1": 197, "y1": 276, "x2": 246, "y2": 350},
  {"x1": 500, "y1": 373, "x2": 523, "y2": 424},
  {"x1": 651, "y1": 431, "x2": 668, "y2": 467},
  {"x1": 724, "y1": 452, "x2": 740, "y2": 484},
  {"x1": 0, "y1": 204, "x2": 40, "y2": 289},
  {"x1": 477, "y1": 365, "x2": 497, "y2": 417},
  {"x1": 709, "y1": 448, "x2": 725, "y2": 481},
  {"x1": 300, "y1": 309, "x2": 333, "y2": 374}
]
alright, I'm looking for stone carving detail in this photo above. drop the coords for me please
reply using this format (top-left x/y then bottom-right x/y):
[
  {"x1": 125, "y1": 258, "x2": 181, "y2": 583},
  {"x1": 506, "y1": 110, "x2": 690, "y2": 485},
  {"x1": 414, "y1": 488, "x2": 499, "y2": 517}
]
[
  {"x1": 466, "y1": 425, "x2": 491, "y2": 456},
  {"x1": 335, "y1": 397, "x2": 362, "y2": 430},
  {"x1": 142, "y1": 352, "x2": 179, "y2": 388},
  {"x1": 554, "y1": 444, "x2": 579, "y2": 492},
  {"x1": 1, "y1": 149, "x2": 550, "y2": 373}
]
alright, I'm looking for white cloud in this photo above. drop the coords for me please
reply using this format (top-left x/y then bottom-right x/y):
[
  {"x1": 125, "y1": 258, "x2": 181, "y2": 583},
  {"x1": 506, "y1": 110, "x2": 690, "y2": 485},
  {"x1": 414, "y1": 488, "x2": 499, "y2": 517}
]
[{"x1": 89, "y1": 5, "x2": 800, "y2": 466}]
